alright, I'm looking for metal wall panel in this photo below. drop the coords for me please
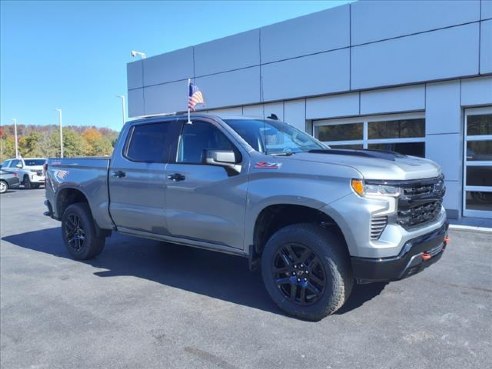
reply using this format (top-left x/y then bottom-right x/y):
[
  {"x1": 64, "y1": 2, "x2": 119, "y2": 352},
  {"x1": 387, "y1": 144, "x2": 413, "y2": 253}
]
[
  {"x1": 194, "y1": 30, "x2": 260, "y2": 76},
  {"x1": 260, "y1": 5, "x2": 350, "y2": 64},
  {"x1": 263, "y1": 102, "x2": 284, "y2": 121},
  {"x1": 242, "y1": 104, "x2": 264, "y2": 117},
  {"x1": 143, "y1": 47, "x2": 194, "y2": 86},
  {"x1": 306, "y1": 92, "x2": 359, "y2": 119},
  {"x1": 461, "y1": 76, "x2": 492, "y2": 106},
  {"x1": 441, "y1": 180, "x2": 461, "y2": 214},
  {"x1": 128, "y1": 88, "x2": 145, "y2": 117},
  {"x1": 144, "y1": 81, "x2": 188, "y2": 115},
  {"x1": 262, "y1": 49, "x2": 350, "y2": 102},
  {"x1": 208, "y1": 107, "x2": 243, "y2": 115},
  {"x1": 284, "y1": 99, "x2": 306, "y2": 132},
  {"x1": 352, "y1": 24, "x2": 480, "y2": 90},
  {"x1": 360, "y1": 85, "x2": 425, "y2": 115},
  {"x1": 480, "y1": 20, "x2": 492, "y2": 74},
  {"x1": 426, "y1": 80, "x2": 461, "y2": 135},
  {"x1": 482, "y1": 0, "x2": 492, "y2": 19},
  {"x1": 195, "y1": 67, "x2": 260, "y2": 109},
  {"x1": 426, "y1": 133, "x2": 462, "y2": 181},
  {"x1": 351, "y1": 0, "x2": 480, "y2": 45},
  {"x1": 127, "y1": 61, "x2": 143, "y2": 89}
]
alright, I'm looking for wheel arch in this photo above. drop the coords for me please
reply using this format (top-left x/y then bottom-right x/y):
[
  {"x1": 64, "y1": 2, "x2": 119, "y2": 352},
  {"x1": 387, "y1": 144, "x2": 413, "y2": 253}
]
[
  {"x1": 56, "y1": 188, "x2": 111, "y2": 238},
  {"x1": 249, "y1": 203, "x2": 349, "y2": 270}
]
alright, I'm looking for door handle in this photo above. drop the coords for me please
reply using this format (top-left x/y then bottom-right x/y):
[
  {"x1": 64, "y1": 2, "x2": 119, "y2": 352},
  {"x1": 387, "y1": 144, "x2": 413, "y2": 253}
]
[
  {"x1": 112, "y1": 170, "x2": 126, "y2": 178},
  {"x1": 167, "y1": 173, "x2": 186, "y2": 182}
]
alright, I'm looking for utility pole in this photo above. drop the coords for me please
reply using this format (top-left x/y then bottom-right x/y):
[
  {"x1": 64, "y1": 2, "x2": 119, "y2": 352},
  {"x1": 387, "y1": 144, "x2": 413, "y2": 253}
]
[
  {"x1": 117, "y1": 95, "x2": 126, "y2": 125},
  {"x1": 12, "y1": 118, "x2": 19, "y2": 158},
  {"x1": 56, "y1": 109, "x2": 64, "y2": 158}
]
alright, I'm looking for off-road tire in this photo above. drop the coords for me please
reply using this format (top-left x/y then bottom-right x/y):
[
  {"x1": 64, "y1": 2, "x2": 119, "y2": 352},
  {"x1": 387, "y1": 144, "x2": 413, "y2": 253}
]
[
  {"x1": 261, "y1": 223, "x2": 353, "y2": 321},
  {"x1": 61, "y1": 203, "x2": 106, "y2": 260}
]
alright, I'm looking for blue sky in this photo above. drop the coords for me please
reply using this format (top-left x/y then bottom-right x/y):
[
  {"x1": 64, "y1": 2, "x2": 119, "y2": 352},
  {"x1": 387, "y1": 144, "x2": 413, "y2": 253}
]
[{"x1": 1, "y1": 0, "x2": 351, "y2": 131}]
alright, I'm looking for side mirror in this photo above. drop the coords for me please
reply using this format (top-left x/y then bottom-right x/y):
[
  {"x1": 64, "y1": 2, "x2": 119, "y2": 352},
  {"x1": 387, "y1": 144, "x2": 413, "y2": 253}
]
[
  {"x1": 206, "y1": 150, "x2": 237, "y2": 165},
  {"x1": 16, "y1": 163, "x2": 23, "y2": 168},
  {"x1": 205, "y1": 150, "x2": 241, "y2": 175}
]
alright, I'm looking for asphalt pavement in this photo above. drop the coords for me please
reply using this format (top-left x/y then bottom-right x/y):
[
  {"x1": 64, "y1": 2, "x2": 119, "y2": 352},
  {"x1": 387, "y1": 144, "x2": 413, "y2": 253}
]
[{"x1": 1, "y1": 188, "x2": 491, "y2": 369}]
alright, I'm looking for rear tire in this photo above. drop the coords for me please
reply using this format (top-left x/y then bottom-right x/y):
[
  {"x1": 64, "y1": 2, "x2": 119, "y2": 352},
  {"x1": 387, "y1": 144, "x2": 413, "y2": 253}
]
[
  {"x1": 261, "y1": 223, "x2": 353, "y2": 321},
  {"x1": 0, "y1": 180, "x2": 8, "y2": 194},
  {"x1": 23, "y1": 175, "x2": 32, "y2": 189},
  {"x1": 61, "y1": 203, "x2": 106, "y2": 260}
]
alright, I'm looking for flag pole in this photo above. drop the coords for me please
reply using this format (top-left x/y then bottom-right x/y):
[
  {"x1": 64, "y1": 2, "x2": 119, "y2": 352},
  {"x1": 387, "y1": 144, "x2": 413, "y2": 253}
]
[{"x1": 187, "y1": 78, "x2": 192, "y2": 124}]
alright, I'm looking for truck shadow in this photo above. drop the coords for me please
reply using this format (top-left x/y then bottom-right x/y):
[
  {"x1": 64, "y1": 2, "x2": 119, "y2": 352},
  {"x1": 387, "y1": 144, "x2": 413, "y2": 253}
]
[{"x1": 3, "y1": 227, "x2": 386, "y2": 317}]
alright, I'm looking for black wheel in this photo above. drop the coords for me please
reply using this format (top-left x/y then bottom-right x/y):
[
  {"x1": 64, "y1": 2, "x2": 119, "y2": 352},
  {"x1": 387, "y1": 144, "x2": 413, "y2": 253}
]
[
  {"x1": 61, "y1": 203, "x2": 105, "y2": 260},
  {"x1": 261, "y1": 223, "x2": 353, "y2": 321},
  {"x1": 23, "y1": 175, "x2": 32, "y2": 189},
  {"x1": 0, "y1": 180, "x2": 8, "y2": 194}
]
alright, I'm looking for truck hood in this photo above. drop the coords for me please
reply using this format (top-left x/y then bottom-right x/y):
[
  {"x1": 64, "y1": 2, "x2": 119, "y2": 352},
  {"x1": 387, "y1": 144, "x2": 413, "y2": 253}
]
[{"x1": 291, "y1": 149, "x2": 441, "y2": 180}]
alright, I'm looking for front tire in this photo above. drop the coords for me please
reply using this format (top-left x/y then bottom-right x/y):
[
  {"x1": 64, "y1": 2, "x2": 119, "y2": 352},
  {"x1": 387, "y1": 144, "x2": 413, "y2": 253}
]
[
  {"x1": 0, "y1": 180, "x2": 8, "y2": 194},
  {"x1": 261, "y1": 223, "x2": 353, "y2": 321},
  {"x1": 61, "y1": 203, "x2": 106, "y2": 260}
]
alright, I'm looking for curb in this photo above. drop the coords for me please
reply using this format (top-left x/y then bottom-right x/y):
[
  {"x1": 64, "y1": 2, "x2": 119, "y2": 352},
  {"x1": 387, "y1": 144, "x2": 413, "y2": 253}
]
[{"x1": 449, "y1": 224, "x2": 492, "y2": 233}]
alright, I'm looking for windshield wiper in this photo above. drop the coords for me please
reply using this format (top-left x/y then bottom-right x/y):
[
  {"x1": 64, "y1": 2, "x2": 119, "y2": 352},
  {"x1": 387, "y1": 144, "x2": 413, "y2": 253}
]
[{"x1": 270, "y1": 151, "x2": 295, "y2": 156}]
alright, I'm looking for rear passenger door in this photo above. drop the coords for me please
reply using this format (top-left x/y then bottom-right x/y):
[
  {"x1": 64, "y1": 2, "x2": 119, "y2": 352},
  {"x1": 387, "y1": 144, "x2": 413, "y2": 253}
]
[
  {"x1": 109, "y1": 120, "x2": 180, "y2": 234},
  {"x1": 165, "y1": 119, "x2": 249, "y2": 250}
]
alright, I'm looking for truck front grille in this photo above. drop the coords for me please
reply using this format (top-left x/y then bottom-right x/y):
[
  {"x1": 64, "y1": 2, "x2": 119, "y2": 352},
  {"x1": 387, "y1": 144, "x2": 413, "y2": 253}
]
[
  {"x1": 371, "y1": 216, "x2": 388, "y2": 240},
  {"x1": 397, "y1": 176, "x2": 445, "y2": 229}
]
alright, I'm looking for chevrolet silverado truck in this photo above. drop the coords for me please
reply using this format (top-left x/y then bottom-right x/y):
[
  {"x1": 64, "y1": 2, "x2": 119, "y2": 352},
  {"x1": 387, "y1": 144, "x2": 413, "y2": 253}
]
[
  {"x1": 44, "y1": 113, "x2": 448, "y2": 320},
  {"x1": 2, "y1": 157, "x2": 46, "y2": 189}
]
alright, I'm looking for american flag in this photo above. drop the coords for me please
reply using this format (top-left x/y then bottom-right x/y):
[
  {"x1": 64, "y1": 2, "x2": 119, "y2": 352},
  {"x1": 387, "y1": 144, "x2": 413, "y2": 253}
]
[{"x1": 188, "y1": 82, "x2": 204, "y2": 111}]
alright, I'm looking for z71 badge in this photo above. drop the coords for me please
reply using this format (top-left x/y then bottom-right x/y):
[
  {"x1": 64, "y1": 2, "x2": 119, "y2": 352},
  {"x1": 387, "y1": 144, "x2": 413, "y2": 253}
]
[{"x1": 254, "y1": 162, "x2": 281, "y2": 169}]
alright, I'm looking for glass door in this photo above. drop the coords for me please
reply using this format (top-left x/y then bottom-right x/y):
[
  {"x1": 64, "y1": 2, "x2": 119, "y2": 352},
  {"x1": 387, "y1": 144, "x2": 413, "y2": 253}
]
[{"x1": 463, "y1": 107, "x2": 492, "y2": 218}]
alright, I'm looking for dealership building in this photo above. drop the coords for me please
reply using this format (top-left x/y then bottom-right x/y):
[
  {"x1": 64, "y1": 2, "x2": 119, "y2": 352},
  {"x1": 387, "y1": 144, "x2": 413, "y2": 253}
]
[{"x1": 127, "y1": 0, "x2": 492, "y2": 220}]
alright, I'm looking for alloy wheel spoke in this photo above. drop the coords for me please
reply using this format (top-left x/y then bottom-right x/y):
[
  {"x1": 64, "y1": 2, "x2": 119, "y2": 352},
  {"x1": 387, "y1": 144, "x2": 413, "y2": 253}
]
[
  {"x1": 275, "y1": 277, "x2": 292, "y2": 286},
  {"x1": 289, "y1": 284, "x2": 298, "y2": 301}
]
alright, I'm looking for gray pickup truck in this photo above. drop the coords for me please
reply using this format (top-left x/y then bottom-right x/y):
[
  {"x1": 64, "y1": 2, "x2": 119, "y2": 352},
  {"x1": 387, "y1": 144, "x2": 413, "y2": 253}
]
[{"x1": 45, "y1": 113, "x2": 448, "y2": 320}]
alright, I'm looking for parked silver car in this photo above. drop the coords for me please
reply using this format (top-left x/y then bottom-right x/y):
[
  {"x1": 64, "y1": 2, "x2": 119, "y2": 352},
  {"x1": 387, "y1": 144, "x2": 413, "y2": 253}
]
[{"x1": 0, "y1": 170, "x2": 20, "y2": 193}]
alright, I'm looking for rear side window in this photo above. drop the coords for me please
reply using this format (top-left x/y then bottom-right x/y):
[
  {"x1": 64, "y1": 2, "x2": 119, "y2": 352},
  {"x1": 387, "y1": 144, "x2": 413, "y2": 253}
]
[{"x1": 125, "y1": 122, "x2": 173, "y2": 163}]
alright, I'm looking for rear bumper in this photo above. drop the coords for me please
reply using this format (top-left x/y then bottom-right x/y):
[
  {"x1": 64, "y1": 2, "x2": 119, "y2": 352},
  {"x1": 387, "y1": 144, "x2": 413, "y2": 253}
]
[{"x1": 351, "y1": 222, "x2": 449, "y2": 283}]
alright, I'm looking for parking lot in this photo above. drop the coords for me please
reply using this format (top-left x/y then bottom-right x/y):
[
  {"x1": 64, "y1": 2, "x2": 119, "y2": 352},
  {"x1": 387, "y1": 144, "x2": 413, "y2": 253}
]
[{"x1": 1, "y1": 188, "x2": 491, "y2": 369}]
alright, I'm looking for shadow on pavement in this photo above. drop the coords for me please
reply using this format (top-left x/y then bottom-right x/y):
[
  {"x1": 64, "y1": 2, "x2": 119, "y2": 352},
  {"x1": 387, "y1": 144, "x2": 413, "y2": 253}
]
[{"x1": 3, "y1": 227, "x2": 386, "y2": 317}]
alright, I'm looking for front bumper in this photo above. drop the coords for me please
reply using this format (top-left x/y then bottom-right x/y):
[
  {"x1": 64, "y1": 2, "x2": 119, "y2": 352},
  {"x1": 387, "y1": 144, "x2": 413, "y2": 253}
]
[{"x1": 351, "y1": 222, "x2": 448, "y2": 283}]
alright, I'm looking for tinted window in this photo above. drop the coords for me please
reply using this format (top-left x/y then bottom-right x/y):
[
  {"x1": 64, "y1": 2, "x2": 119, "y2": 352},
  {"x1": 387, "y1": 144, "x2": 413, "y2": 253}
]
[
  {"x1": 467, "y1": 114, "x2": 492, "y2": 136},
  {"x1": 177, "y1": 121, "x2": 236, "y2": 164},
  {"x1": 316, "y1": 123, "x2": 363, "y2": 142},
  {"x1": 368, "y1": 142, "x2": 425, "y2": 157},
  {"x1": 125, "y1": 122, "x2": 172, "y2": 163},
  {"x1": 24, "y1": 159, "x2": 46, "y2": 166},
  {"x1": 368, "y1": 119, "x2": 425, "y2": 139}
]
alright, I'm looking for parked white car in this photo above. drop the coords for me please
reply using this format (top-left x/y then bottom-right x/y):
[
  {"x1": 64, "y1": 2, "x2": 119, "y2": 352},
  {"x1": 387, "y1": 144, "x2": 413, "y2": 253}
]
[{"x1": 1, "y1": 158, "x2": 46, "y2": 189}]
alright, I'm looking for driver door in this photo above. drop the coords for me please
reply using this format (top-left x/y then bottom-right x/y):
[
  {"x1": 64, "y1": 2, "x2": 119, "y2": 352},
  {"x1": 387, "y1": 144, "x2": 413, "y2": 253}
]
[{"x1": 165, "y1": 120, "x2": 249, "y2": 250}]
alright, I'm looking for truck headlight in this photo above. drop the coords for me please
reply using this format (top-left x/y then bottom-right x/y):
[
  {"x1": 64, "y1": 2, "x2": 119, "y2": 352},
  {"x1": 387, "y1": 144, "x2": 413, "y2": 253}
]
[{"x1": 351, "y1": 179, "x2": 401, "y2": 198}]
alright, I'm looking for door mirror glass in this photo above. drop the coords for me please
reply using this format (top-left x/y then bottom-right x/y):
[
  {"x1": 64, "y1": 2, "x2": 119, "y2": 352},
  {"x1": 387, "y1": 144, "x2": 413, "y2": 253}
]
[{"x1": 206, "y1": 150, "x2": 237, "y2": 165}]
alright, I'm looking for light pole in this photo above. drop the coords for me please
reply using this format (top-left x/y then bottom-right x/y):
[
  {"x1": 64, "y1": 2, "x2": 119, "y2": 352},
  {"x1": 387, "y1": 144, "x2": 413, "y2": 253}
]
[
  {"x1": 12, "y1": 118, "x2": 19, "y2": 158},
  {"x1": 56, "y1": 108, "x2": 63, "y2": 158},
  {"x1": 116, "y1": 95, "x2": 126, "y2": 125}
]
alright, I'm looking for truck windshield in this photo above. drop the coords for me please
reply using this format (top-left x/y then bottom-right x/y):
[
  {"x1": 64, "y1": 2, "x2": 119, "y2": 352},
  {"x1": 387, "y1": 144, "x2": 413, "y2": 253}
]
[{"x1": 223, "y1": 119, "x2": 326, "y2": 155}]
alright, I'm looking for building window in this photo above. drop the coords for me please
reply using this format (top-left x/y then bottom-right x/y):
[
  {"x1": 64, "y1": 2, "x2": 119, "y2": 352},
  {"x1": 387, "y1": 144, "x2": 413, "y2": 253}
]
[
  {"x1": 463, "y1": 107, "x2": 492, "y2": 218},
  {"x1": 313, "y1": 113, "x2": 426, "y2": 157}
]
